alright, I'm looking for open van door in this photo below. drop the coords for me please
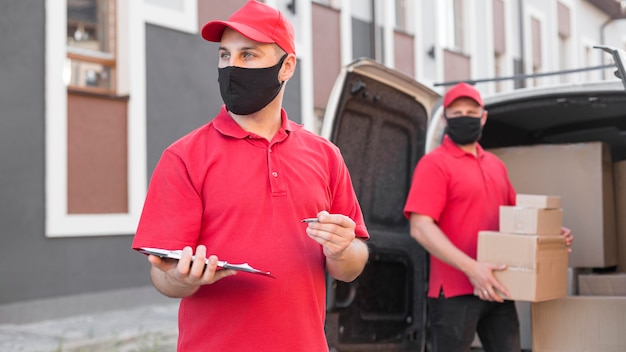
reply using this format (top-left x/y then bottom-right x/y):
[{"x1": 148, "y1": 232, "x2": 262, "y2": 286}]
[{"x1": 321, "y1": 58, "x2": 439, "y2": 352}]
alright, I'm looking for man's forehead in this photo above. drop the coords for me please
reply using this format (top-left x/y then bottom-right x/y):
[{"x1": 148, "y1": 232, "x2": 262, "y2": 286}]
[{"x1": 219, "y1": 28, "x2": 276, "y2": 51}]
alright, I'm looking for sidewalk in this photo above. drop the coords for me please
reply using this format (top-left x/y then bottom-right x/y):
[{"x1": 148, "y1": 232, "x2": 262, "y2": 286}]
[{"x1": 0, "y1": 303, "x2": 178, "y2": 352}]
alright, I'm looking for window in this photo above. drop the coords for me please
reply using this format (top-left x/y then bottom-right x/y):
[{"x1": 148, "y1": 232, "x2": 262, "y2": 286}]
[
  {"x1": 66, "y1": 0, "x2": 117, "y2": 93},
  {"x1": 46, "y1": 0, "x2": 147, "y2": 237},
  {"x1": 446, "y1": 0, "x2": 465, "y2": 52},
  {"x1": 557, "y1": 2, "x2": 571, "y2": 83},
  {"x1": 395, "y1": 0, "x2": 407, "y2": 32}
]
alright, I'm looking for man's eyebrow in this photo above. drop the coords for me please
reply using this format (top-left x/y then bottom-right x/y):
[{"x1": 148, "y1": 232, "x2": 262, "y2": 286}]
[{"x1": 218, "y1": 45, "x2": 260, "y2": 52}]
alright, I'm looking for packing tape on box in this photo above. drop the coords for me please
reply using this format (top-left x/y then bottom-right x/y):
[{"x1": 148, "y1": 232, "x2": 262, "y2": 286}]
[{"x1": 506, "y1": 265, "x2": 534, "y2": 272}]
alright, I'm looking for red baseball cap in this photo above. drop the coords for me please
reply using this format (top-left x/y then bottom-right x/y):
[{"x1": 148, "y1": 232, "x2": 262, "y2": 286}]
[
  {"x1": 443, "y1": 82, "x2": 484, "y2": 108},
  {"x1": 201, "y1": 0, "x2": 296, "y2": 55}
]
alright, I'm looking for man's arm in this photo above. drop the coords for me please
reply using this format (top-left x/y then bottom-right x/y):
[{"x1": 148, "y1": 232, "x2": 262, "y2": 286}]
[
  {"x1": 148, "y1": 245, "x2": 237, "y2": 298},
  {"x1": 305, "y1": 211, "x2": 369, "y2": 282},
  {"x1": 409, "y1": 213, "x2": 508, "y2": 301},
  {"x1": 325, "y1": 237, "x2": 369, "y2": 282}
]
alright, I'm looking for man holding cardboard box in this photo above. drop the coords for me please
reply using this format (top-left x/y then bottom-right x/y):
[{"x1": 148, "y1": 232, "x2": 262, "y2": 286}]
[{"x1": 403, "y1": 83, "x2": 573, "y2": 352}]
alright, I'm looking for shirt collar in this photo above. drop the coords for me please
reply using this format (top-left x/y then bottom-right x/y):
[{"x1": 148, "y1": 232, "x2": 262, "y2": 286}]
[
  {"x1": 441, "y1": 135, "x2": 485, "y2": 158},
  {"x1": 212, "y1": 105, "x2": 303, "y2": 139}
]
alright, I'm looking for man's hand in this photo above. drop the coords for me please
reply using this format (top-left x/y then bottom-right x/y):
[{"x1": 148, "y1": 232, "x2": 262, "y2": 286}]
[
  {"x1": 467, "y1": 261, "x2": 509, "y2": 302},
  {"x1": 304, "y1": 211, "x2": 369, "y2": 282},
  {"x1": 561, "y1": 226, "x2": 573, "y2": 252},
  {"x1": 305, "y1": 211, "x2": 356, "y2": 259},
  {"x1": 148, "y1": 245, "x2": 236, "y2": 298}
]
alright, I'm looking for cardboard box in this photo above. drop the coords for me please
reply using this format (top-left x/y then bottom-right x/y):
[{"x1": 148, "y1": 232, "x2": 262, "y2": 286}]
[
  {"x1": 477, "y1": 231, "x2": 568, "y2": 302},
  {"x1": 578, "y1": 272, "x2": 626, "y2": 296},
  {"x1": 532, "y1": 297, "x2": 626, "y2": 351},
  {"x1": 474, "y1": 269, "x2": 576, "y2": 351},
  {"x1": 615, "y1": 161, "x2": 626, "y2": 272},
  {"x1": 499, "y1": 206, "x2": 562, "y2": 236},
  {"x1": 490, "y1": 142, "x2": 617, "y2": 268},
  {"x1": 516, "y1": 194, "x2": 561, "y2": 209}
]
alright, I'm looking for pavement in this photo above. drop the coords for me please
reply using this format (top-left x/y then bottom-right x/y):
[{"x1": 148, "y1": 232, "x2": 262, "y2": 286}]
[{"x1": 0, "y1": 303, "x2": 179, "y2": 352}]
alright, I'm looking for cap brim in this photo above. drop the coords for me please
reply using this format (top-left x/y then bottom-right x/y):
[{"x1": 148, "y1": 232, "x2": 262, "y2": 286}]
[{"x1": 201, "y1": 20, "x2": 274, "y2": 44}]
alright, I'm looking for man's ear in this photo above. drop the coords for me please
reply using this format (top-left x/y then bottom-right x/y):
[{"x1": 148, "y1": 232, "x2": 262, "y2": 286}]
[
  {"x1": 481, "y1": 110, "x2": 488, "y2": 126},
  {"x1": 279, "y1": 54, "x2": 297, "y2": 82}
]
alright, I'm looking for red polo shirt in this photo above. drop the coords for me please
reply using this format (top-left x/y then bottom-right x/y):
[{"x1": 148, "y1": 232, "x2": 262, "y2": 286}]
[
  {"x1": 403, "y1": 136, "x2": 515, "y2": 298},
  {"x1": 133, "y1": 106, "x2": 368, "y2": 351}
]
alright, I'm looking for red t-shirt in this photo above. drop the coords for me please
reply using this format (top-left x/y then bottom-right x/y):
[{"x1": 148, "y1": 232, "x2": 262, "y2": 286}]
[
  {"x1": 133, "y1": 107, "x2": 368, "y2": 351},
  {"x1": 403, "y1": 136, "x2": 515, "y2": 298}
]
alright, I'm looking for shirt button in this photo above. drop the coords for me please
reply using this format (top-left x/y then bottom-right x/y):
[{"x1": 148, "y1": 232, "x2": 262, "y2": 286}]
[{"x1": 272, "y1": 172, "x2": 278, "y2": 177}]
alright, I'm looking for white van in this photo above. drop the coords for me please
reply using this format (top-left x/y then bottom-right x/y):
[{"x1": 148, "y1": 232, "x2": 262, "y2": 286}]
[{"x1": 321, "y1": 47, "x2": 626, "y2": 352}]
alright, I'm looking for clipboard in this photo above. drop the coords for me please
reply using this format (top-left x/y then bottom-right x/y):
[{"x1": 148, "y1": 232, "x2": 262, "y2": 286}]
[{"x1": 138, "y1": 247, "x2": 275, "y2": 278}]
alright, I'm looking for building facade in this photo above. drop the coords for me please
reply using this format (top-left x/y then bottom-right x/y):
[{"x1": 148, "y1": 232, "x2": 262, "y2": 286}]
[{"x1": 1, "y1": 0, "x2": 625, "y2": 323}]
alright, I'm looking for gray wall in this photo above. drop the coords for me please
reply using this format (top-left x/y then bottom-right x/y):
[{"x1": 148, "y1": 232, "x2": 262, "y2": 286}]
[
  {"x1": 352, "y1": 18, "x2": 374, "y2": 60},
  {"x1": 145, "y1": 24, "x2": 220, "y2": 173}
]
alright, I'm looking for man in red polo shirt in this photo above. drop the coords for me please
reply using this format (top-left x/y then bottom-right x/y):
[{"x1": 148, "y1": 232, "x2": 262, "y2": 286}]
[
  {"x1": 132, "y1": 1, "x2": 369, "y2": 351},
  {"x1": 404, "y1": 83, "x2": 571, "y2": 352}
]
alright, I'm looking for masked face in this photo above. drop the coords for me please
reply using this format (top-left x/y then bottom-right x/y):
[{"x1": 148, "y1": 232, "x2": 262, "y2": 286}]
[
  {"x1": 445, "y1": 115, "x2": 483, "y2": 145},
  {"x1": 218, "y1": 54, "x2": 288, "y2": 115}
]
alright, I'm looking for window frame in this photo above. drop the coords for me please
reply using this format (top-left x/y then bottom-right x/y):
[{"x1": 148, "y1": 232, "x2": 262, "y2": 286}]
[
  {"x1": 143, "y1": 0, "x2": 198, "y2": 34},
  {"x1": 45, "y1": 0, "x2": 147, "y2": 237}
]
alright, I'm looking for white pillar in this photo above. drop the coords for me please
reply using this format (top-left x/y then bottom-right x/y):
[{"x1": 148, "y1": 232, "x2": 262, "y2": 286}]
[
  {"x1": 340, "y1": 0, "x2": 353, "y2": 66},
  {"x1": 383, "y1": 0, "x2": 395, "y2": 68}
]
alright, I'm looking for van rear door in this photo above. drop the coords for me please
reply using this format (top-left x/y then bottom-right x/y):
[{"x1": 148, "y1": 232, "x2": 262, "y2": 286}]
[{"x1": 322, "y1": 58, "x2": 439, "y2": 352}]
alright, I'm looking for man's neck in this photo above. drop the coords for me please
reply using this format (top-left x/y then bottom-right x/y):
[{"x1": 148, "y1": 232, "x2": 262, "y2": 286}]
[
  {"x1": 230, "y1": 100, "x2": 283, "y2": 141},
  {"x1": 457, "y1": 142, "x2": 478, "y2": 157}
]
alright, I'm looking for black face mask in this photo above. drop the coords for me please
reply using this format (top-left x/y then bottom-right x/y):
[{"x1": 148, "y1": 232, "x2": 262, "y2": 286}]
[
  {"x1": 218, "y1": 54, "x2": 288, "y2": 115},
  {"x1": 445, "y1": 115, "x2": 483, "y2": 145}
]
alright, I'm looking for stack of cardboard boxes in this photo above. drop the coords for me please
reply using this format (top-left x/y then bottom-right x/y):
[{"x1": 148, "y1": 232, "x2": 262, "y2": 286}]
[
  {"x1": 477, "y1": 194, "x2": 568, "y2": 302},
  {"x1": 488, "y1": 142, "x2": 626, "y2": 352}
]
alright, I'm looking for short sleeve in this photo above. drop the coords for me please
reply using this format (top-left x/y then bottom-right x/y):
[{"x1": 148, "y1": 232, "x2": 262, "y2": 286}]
[
  {"x1": 132, "y1": 149, "x2": 203, "y2": 250},
  {"x1": 403, "y1": 154, "x2": 449, "y2": 221}
]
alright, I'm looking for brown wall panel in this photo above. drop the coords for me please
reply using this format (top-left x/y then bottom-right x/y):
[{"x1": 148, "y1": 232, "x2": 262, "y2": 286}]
[
  {"x1": 312, "y1": 3, "x2": 342, "y2": 109},
  {"x1": 197, "y1": 0, "x2": 248, "y2": 30},
  {"x1": 557, "y1": 1, "x2": 571, "y2": 37},
  {"x1": 493, "y1": 0, "x2": 505, "y2": 55},
  {"x1": 67, "y1": 92, "x2": 128, "y2": 214},
  {"x1": 394, "y1": 31, "x2": 415, "y2": 79},
  {"x1": 443, "y1": 49, "x2": 471, "y2": 83},
  {"x1": 531, "y1": 17, "x2": 542, "y2": 68}
]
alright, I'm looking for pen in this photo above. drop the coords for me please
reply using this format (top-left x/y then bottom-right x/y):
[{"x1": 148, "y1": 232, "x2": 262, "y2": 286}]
[{"x1": 301, "y1": 217, "x2": 319, "y2": 223}]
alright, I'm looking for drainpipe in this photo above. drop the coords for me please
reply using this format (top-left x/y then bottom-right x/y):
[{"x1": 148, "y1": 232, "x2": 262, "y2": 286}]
[
  {"x1": 517, "y1": 0, "x2": 525, "y2": 88},
  {"x1": 371, "y1": 0, "x2": 382, "y2": 61}
]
